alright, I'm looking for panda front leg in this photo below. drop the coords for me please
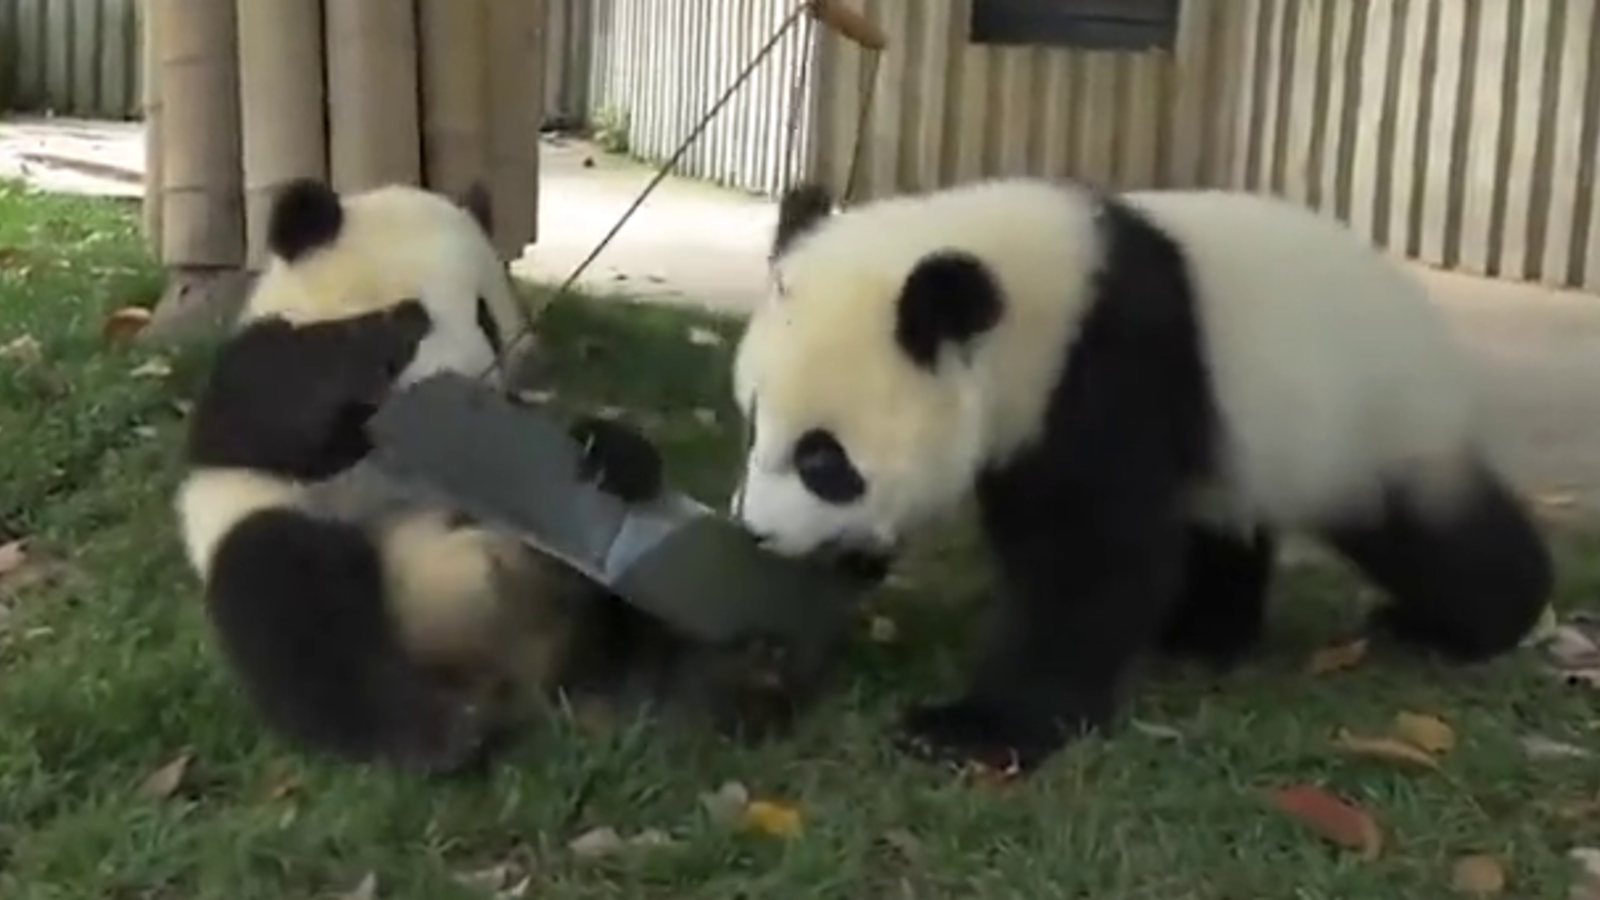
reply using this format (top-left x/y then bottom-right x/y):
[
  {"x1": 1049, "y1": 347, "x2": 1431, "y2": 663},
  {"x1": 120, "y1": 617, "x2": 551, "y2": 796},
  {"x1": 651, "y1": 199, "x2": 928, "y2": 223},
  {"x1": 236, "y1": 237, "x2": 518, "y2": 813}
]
[{"x1": 896, "y1": 510, "x2": 1189, "y2": 774}]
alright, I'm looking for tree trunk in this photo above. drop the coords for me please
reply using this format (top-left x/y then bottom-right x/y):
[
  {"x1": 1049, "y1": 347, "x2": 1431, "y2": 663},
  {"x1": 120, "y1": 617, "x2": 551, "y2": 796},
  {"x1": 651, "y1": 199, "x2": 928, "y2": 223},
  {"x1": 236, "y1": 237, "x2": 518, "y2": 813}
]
[
  {"x1": 139, "y1": 0, "x2": 163, "y2": 255},
  {"x1": 237, "y1": 0, "x2": 327, "y2": 269},
  {"x1": 419, "y1": 0, "x2": 490, "y2": 203},
  {"x1": 485, "y1": 0, "x2": 544, "y2": 260},
  {"x1": 145, "y1": 0, "x2": 252, "y2": 340},
  {"x1": 326, "y1": 0, "x2": 422, "y2": 192}
]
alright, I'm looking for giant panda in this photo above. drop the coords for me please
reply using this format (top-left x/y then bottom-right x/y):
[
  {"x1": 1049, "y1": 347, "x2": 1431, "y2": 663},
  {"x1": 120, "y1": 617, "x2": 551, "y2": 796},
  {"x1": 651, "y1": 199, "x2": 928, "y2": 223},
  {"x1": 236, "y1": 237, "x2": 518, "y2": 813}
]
[
  {"x1": 175, "y1": 178, "x2": 767, "y2": 776},
  {"x1": 728, "y1": 177, "x2": 1554, "y2": 774}
]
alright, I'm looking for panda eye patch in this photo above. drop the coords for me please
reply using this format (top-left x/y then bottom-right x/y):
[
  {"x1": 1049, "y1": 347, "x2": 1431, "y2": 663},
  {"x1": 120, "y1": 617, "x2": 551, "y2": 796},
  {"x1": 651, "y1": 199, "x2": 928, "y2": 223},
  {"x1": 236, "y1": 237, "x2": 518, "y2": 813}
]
[{"x1": 792, "y1": 428, "x2": 865, "y2": 504}]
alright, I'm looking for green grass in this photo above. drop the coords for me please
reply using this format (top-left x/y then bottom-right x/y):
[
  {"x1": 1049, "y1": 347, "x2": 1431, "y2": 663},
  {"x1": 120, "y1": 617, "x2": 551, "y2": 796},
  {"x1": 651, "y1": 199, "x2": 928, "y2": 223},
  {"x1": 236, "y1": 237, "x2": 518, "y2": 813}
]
[{"x1": 2, "y1": 180, "x2": 1600, "y2": 899}]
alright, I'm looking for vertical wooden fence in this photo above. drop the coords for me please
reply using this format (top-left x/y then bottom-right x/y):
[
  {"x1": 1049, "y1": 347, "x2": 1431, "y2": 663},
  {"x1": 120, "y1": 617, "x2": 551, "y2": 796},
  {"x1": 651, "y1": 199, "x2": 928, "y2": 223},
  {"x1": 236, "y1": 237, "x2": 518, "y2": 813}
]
[
  {"x1": 1227, "y1": 0, "x2": 1600, "y2": 292},
  {"x1": 1, "y1": 0, "x2": 143, "y2": 119},
  {"x1": 551, "y1": 0, "x2": 816, "y2": 197}
]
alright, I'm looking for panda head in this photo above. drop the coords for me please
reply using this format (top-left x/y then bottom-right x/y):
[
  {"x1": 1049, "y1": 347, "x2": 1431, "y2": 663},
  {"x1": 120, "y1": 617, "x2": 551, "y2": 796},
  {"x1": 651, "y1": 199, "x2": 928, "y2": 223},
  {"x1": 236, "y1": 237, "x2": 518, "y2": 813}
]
[
  {"x1": 187, "y1": 178, "x2": 526, "y2": 479},
  {"x1": 243, "y1": 177, "x2": 524, "y2": 390},
  {"x1": 730, "y1": 184, "x2": 1028, "y2": 566}
]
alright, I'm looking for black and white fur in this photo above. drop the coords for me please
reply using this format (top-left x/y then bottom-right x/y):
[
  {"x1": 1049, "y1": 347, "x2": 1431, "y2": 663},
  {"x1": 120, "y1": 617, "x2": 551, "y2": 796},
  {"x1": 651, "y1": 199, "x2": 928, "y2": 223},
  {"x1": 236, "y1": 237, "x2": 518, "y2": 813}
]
[
  {"x1": 174, "y1": 178, "x2": 675, "y2": 773},
  {"x1": 730, "y1": 178, "x2": 1553, "y2": 772}
]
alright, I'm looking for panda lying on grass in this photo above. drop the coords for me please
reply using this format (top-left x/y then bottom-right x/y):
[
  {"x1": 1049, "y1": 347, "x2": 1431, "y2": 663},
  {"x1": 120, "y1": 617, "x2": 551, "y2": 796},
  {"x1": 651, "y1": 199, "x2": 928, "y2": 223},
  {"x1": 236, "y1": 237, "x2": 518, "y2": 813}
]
[
  {"x1": 728, "y1": 178, "x2": 1553, "y2": 773},
  {"x1": 176, "y1": 177, "x2": 809, "y2": 775}
]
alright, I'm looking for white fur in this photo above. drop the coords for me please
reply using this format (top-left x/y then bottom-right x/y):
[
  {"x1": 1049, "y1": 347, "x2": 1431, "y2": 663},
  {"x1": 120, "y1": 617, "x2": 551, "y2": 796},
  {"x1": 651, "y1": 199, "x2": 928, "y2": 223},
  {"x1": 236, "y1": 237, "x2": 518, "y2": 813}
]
[
  {"x1": 175, "y1": 468, "x2": 303, "y2": 580},
  {"x1": 241, "y1": 183, "x2": 525, "y2": 388},
  {"x1": 732, "y1": 178, "x2": 1483, "y2": 557}
]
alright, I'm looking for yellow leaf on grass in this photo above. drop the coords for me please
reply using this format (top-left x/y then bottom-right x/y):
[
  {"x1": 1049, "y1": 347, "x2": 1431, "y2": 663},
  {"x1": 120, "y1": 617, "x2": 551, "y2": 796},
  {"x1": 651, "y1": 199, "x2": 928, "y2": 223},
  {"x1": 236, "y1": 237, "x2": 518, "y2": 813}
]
[
  {"x1": 102, "y1": 306, "x2": 152, "y2": 344},
  {"x1": 139, "y1": 753, "x2": 192, "y2": 800},
  {"x1": 1308, "y1": 638, "x2": 1369, "y2": 675},
  {"x1": 1395, "y1": 711, "x2": 1457, "y2": 754},
  {"x1": 1450, "y1": 853, "x2": 1506, "y2": 895},
  {"x1": 0, "y1": 540, "x2": 28, "y2": 578},
  {"x1": 339, "y1": 872, "x2": 379, "y2": 900},
  {"x1": 1268, "y1": 784, "x2": 1384, "y2": 860},
  {"x1": 1333, "y1": 730, "x2": 1441, "y2": 771},
  {"x1": 744, "y1": 799, "x2": 803, "y2": 839}
]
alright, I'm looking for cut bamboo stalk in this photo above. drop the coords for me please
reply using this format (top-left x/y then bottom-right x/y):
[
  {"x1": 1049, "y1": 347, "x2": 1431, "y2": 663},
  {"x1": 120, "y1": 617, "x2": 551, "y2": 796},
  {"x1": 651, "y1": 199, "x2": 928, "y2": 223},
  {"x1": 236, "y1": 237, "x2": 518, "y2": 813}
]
[
  {"x1": 325, "y1": 0, "x2": 422, "y2": 192},
  {"x1": 156, "y1": 0, "x2": 244, "y2": 268},
  {"x1": 237, "y1": 0, "x2": 328, "y2": 269}
]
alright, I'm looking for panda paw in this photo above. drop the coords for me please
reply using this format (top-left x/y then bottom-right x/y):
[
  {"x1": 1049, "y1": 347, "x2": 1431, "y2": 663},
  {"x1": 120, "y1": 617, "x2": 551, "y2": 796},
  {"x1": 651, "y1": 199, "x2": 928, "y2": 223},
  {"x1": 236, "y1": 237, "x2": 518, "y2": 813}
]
[
  {"x1": 570, "y1": 416, "x2": 664, "y2": 504},
  {"x1": 383, "y1": 698, "x2": 498, "y2": 778},
  {"x1": 894, "y1": 696, "x2": 1091, "y2": 775}
]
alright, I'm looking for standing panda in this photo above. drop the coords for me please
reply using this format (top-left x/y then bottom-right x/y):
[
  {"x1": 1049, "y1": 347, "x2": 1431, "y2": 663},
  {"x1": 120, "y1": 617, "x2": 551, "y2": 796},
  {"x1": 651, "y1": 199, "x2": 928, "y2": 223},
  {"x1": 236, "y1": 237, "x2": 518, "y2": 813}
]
[
  {"x1": 729, "y1": 177, "x2": 1553, "y2": 773},
  {"x1": 174, "y1": 177, "x2": 703, "y2": 775}
]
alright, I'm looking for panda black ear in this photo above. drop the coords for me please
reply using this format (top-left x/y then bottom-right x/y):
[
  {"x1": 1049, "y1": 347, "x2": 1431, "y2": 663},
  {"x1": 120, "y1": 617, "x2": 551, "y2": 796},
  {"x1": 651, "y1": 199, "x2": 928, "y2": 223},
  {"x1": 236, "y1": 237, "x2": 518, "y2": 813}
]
[
  {"x1": 895, "y1": 252, "x2": 1004, "y2": 370},
  {"x1": 771, "y1": 183, "x2": 834, "y2": 260},
  {"x1": 455, "y1": 182, "x2": 494, "y2": 235},
  {"x1": 267, "y1": 178, "x2": 344, "y2": 263}
]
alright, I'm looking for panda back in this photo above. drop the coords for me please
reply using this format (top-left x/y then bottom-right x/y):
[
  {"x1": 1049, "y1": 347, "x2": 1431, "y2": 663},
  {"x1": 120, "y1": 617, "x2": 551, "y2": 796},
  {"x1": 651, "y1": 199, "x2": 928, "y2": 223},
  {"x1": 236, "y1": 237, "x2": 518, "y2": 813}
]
[{"x1": 1124, "y1": 190, "x2": 1480, "y2": 528}]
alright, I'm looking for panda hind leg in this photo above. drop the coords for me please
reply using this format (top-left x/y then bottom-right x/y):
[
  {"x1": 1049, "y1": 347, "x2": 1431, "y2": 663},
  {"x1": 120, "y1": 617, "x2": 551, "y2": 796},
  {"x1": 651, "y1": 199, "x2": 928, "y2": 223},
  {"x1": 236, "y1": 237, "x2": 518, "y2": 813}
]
[
  {"x1": 1156, "y1": 524, "x2": 1276, "y2": 670},
  {"x1": 1321, "y1": 462, "x2": 1553, "y2": 663}
]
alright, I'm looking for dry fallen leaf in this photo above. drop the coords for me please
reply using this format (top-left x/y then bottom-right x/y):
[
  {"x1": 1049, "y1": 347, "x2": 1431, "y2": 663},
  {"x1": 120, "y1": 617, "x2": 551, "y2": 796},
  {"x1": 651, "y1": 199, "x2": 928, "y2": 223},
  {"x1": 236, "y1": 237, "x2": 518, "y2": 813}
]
[
  {"x1": 686, "y1": 326, "x2": 724, "y2": 347},
  {"x1": 700, "y1": 780, "x2": 751, "y2": 825},
  {"x1": 139, "y1": 753, "x2": 192, "y2": 800},
  {"x1": 0, "y1": 334, "x2": 42, "y2": 365},
  {"x1": 1547, "y1": 625, "x2": 1600, "y2": 669},
  {"x1": 0, "y1": 540, "x2": 28, "y2": 578},
  {"x1": 102, "y1": 306, "x2": 152, "y2": 344},
  {"x1": 1333, "y1": 730, "x2": 1441, "y2": 771},
  {"x1": 691, "y1": 407, "x2": 718, "y2": 427},
  {"x1": 1129, "y1": 718, "x2": 1185, "y2": 742},
  {"x1": 867, "y1": 615, "x2": 899, "y2": 643},
  {"x1": 1308, "y1": 638, "x2": 1369, "y2": 675},
  {"x1": 1547, "y1": 798, "x2": 1600, "y2": 821},
  {"x1": 455, "y1": 862, "x2": 523, "y2": 893},
  {"x1": 744, "y1": 799, "x2": 803, "y2": 839},
  {"x1": 1394, "y1": 711, "x2": 1456, "y2": 754},
  {"x1": 1268, "y1": 784, "x2": 1383, "y2": 860},
  {"x1": 513, "y1": 389, "x2": 555, "y2": 406},
  {"x1": 339, "y1": 872, "x2": 379, "y2": 900},
  {"x1": 568, "y1": 826, "x2": 626, "y2": 858},
  {"x1": 879, "y1": 828, "x2": 924, "y2": 862},
  {"x1": 129, "y1": 357, "x2": 172, "y2": 379},
  {"x1": 1521, "y1": 734, "x2": 1593, "y2": 760},
  {"x1": 1451, "y1": 853, "x2": 1507, "y2": 895},
  {"x1": 1571, "y1": 848, "x2": 1600, "y2": 900}
]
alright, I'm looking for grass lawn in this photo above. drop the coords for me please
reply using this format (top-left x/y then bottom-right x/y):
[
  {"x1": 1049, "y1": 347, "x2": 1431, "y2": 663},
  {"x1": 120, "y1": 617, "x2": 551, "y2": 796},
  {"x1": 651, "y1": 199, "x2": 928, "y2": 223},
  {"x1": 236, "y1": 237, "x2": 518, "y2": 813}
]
[{"x1": 2, "y1": 179, "x2": 1600, "y2": 899}]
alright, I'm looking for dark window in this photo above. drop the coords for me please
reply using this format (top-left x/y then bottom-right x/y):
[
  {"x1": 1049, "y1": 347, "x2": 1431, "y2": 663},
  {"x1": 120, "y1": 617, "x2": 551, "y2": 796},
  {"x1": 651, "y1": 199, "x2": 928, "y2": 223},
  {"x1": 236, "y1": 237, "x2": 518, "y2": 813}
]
[{"x1": 969, "y1": 0, "x2": 1181, "y2": 51}]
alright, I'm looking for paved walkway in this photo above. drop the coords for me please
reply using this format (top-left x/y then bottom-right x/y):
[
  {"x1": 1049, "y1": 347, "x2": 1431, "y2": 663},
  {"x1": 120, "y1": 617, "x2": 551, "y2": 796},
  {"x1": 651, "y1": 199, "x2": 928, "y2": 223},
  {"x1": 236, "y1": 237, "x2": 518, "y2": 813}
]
[{"x1": 3, "y1": 115, "x2": 1598, "y2": 511}]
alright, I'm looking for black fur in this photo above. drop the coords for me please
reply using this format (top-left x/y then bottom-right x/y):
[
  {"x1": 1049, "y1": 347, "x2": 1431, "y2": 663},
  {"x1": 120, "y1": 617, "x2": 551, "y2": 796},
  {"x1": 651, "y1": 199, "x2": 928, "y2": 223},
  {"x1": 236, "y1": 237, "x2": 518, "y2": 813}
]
[
  {"x1": 1326, "y1": 462, "x2": 1551, "y2": 661},
  {"x1": 475, "y1": 297, "x2": 504, "y2": 357},
  {"x1": 772, "y1": 184, "x2": 835, "y2": 260},
  {"x1": 894, "y1": 252, "x2": 1006, "y2": 370},
  {"x1": 267, "y1": 178, "x2": 345, "y2": 263},
  {"x1": 571, "y1": 415, "x2": 664, "y2": 503},
  {"x1": 896, "y1": 190, "x2": 1218, "y2": 773},
  {"x1": 1158, "y1": 525, "x2": 1277, "y2": 667},
  {"x1": 204, "y1": 508, "x2": 491, "y2": 774},
  {"x1": 187, "y1": 302, "x2": 433, "y2": 478}
]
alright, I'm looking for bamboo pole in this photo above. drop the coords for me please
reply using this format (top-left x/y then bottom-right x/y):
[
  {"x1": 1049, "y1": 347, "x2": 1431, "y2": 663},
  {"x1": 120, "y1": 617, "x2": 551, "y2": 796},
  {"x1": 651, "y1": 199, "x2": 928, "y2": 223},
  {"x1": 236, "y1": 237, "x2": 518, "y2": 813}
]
[
  {"x1": 139, "y1": 0, "x2": 163, "y2": 255},
  {"x1": 484, "y1": 0, "x2": 545, "y2": 258},
  {"x1": 237, "y1": 0, "x2": 328, "y2": 270},
  {"x1": 155, "y1": 0, "x2": 244, "y2": 268},
  {"x1": 419, "y1": 0, "x2": 490, "y2": 204},
  {"x1": 325, "y1": 0, "x2": 422, "y2": 192}
]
